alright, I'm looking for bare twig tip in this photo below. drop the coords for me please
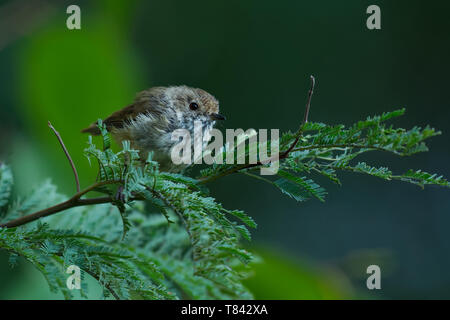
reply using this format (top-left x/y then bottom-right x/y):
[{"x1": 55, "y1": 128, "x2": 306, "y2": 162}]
[
  {"x1": 303, "y1": 75, "x2": 316, "y2": 124},
  {"x1": 48, "y1": 121, "x2": 81, "y2": 193}
]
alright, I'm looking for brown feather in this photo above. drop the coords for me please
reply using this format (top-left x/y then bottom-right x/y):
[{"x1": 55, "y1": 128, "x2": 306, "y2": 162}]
[{"x1": 80, "y1": 87, "x2": 166, "y2": 135}]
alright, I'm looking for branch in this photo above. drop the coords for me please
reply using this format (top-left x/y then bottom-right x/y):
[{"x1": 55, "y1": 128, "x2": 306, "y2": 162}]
[
  {"x1": 0, "y1": 119, "x2": 133, "y2": 229},
  {"x1": 147, "y1": 187, "x2": 194, "y2": 251},
  {"x1": 83, "y1": 268, "x2": 121, "y2": 300},
  {"x1": 48, "y1": 121, "x2": 80, "y2": 193},
  {"x1": 303, "y1": 75, "x2": 315, "y2": 124},
  {"x1": 0, "y1": 181, "x2": 123, "y2": 228},
  {"x1": 282, "y1": 75, "x2": 316, "y2": 156},
  {"x1": 291, "y1": 143, "x2": 404, "y2": 155},
  {"x1": 198, "y1": 75, "x2": 316, "y2": 184}
]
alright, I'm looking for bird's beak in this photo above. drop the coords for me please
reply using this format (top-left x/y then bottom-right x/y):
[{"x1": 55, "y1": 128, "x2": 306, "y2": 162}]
[{"x1": 211, "y1": 113, "x2": 226, "y2": 120}]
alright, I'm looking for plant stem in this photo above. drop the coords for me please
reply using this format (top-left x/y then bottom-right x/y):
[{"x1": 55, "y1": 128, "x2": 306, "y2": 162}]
[
  {"x1": 0, "y1": 180, "x2": 122, "y2": 228},
  {"x1": 48, "y1": 121, "x2": 80, "y2": 193},
  {"x1": 303, "y1": 75, "x2": 315, "y2": 124},
  {"x1": 83, "y1": 268, "x2": 121, "y2": 300},
  {"x1": 0, "y1": 196, "x2": 112, "y2": 228},
  {"x1": 291, "y1": 143, "x2": 399, "y2": 154},
  {"x1": 199, "y1": 76, "x2": 317, "y2": 184}
]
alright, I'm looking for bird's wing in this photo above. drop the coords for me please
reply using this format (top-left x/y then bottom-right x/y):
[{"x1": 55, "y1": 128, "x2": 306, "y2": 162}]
[
  {"x1": 80, "y1": 103, "x2": 145, "y2": 135},
  {"x1": 81, "y1": 87, "x2": 166, "y2": 135}
]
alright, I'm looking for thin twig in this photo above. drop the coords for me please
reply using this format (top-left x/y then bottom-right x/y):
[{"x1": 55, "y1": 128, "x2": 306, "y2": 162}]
[
  {"x1": 0, "y1": 119, "x2": 126, "y2": 228},
  {"x1": 0, "y1": 195, "x2": 113, "y2": 228},
  {"x1": 282, "y1": 75, "x2": 316, "y2": 156},
  {"x1": 198, "y1": 75, "x2": 317, "y2": 184},
  {"x1": 291, "y1": 143, "x2": 399, "y2": 154},
  {"x1": 0, "y1": 180, "x2": 127, "y2": 228},
  {"x1": 303, "y1": 75, "x2": 315, "y2": 124},
  {"x1": 148, "y1": 187, "x2": 193, "y2": 241},
  {"x1": 48, "y1": 121, "x2": 80, "y2": 192},
  {"x1": 83, "y1": 268, "x2": 121, "y2": 300}
]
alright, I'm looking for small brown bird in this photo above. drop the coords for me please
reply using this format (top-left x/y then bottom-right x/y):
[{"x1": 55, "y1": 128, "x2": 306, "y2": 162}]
[{"x1": 82, "y1": 86, "x2": 225, "y2": 172}]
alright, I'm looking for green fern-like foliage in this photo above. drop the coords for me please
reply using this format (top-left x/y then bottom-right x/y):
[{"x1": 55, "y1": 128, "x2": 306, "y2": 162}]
[
  {"x1": 0, "y1": 109, "x2": 448, "y2": 299},
  {"x1": 201, "y1": 109, "x2": 448, "y2": 198}
]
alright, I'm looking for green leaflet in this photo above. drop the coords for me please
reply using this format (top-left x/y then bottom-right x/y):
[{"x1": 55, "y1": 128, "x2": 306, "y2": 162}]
[
  {"x1": 275, "y1": 170, "x2": 326, "y2": 202},
  {"x1": 351, "y1": 162, "x2": 393, "y2": 180},
  {"x1": 398, "y1": 169, "x2": 450, "y2": 188},
  {"x1": 0, "y1": 163, "x2": 13, "y2": 215}
]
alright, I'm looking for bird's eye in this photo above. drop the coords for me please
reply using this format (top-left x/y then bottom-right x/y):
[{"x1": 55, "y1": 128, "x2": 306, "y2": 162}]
[{"x1": 189, "y1": 102, "x2": 199, "y2": 111}]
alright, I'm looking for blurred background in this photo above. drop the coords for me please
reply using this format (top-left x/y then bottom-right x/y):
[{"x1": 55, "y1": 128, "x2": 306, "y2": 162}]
[{"x1": 0, "y1": 0, "x2": 449, "y2": 299}]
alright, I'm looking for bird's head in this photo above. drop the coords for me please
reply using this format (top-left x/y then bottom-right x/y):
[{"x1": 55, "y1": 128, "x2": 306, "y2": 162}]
[{"x1": 165, "y1": 86, "x2": 226, "y2": 126}]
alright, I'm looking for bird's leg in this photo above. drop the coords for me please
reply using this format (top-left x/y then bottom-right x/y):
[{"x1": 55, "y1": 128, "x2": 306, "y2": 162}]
[
  {"x1": 114, "y1": 185, "x2": 126, "y2": 202},
  {"x1": 114, "y1": 149, "x2": 132, "y2": 203}
]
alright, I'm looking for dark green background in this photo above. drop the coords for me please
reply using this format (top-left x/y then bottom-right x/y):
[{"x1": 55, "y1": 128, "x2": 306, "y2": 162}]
[{"x1": 0, "y1": 0, "x2": 449, "y2": 299}]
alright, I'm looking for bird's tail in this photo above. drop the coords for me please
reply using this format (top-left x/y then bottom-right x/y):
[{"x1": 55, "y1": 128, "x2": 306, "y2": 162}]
[{"x1": 81, "y1": 123, "x2": 101, "y2": 135}]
